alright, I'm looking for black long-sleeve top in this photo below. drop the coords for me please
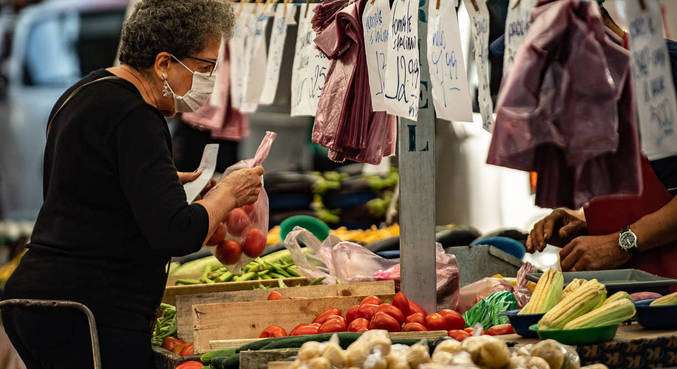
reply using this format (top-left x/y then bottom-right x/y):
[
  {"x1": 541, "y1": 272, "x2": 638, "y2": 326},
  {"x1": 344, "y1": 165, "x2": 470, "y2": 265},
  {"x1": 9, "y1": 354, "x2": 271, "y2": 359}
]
[{"x1": 4, "y1": 70, "x2": 209, "y2": 330}]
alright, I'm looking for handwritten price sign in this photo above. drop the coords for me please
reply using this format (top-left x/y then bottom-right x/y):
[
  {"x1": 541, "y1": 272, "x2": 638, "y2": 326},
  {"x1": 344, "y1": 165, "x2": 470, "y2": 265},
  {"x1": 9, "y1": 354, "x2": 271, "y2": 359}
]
[
  {"x1": 426, "y1": 0, "x2": 473, "y2": 122},
  {"x1": 290, "y1": 3, "x2": 329, "y2": 117},
  {"x1": 625, "y1": 0, "x2": 677, "y2": 160},
  {"x1": 384, "y1": 0, "x2": 421, "y2": 120},
  {"x1": 260, "y1": 4, "x2": 294, "y2": 105},
  {"x1": 466, "y1": 0, "x2": 493, "y2": 131},
  {"x1": 503, "y1": 0, "x2": 536, "y2": 77},
  {"x1": 363, "y1": 0, "x2": 391, "y2": 112}
]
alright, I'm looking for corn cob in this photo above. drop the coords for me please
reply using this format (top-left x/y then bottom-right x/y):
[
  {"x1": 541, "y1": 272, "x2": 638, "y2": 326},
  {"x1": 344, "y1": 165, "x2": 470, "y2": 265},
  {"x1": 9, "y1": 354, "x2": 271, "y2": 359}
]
[
  {"x1": 519, "y1": 268, "x2": 564, "y2": 315},
  {"x1": 602, "y1": 291, "x2": 630, "y2": 306},
  {"x1": 650, "y1": 291, "x2": 677, "y2": 306},
  {"x1": 562, "y1": 278, "x2": 585, "y2": 298},
  {"x1": 539, "y1": 279, "x2": 607, "y2": 329},
  {"x1": 563, "y1": 298, "x2": 636, "y2": 329}
]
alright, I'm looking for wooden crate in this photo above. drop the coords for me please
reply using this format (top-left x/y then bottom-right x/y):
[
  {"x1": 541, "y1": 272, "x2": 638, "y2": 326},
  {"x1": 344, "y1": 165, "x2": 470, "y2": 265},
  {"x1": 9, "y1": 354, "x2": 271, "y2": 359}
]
[
  {"x1": 163, "y1": 278, "x2": 309, "y2": 305},
  {"x1": 176, "y1": 281, "x2": 395, "y2": 342},
  {"x1": 192, "y1": 294, "x2": 395, "y2": 353}
]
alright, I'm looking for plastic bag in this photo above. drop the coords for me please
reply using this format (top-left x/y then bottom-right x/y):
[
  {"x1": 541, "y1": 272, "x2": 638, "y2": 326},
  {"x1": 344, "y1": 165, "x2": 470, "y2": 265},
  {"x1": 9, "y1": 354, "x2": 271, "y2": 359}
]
[
  {"x1": 514, "y1": 262, "x2": 535, "y2": 308},
  {"x1": 213, "y1": 131, "x2": 277, "y2": 272},
  {"x1": 462, "y1": 291, "x2": 518, "y2": 329},
  {"x1": 284, "y1": 227, "x2": 461, "y2": 309},
  {"x1": 458, "y1": 278, "x2": 514, "y2": 313}
]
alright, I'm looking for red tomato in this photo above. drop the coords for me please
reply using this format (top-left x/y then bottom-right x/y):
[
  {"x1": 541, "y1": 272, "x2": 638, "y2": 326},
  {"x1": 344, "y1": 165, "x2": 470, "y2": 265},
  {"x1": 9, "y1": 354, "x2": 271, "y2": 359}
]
[
  {"x1": 360, "y1": 296, "x2": 382, "y2": 306},
  {"x1": 439, "y1": 309, "x2": 465, "y2": 330},
  {"x1": 409, "y1": 300, "x2": 428, "y2": 316},
  {"x1": 402, "y1": 322, "x2": 427, "y2": 332},
  {"x1": 259, "y1": 325, "x2": 288, "y2": 338},
  {"x1": 215, "y1": 240, "x2": 242, "y2": 265},
  {"x1": 347, "y1": 318, "x2": 369, "y2": 332},
  {"x1": 162, "y1": 337, "x2": 183, "y2": 352},
  {"x1": 290, "y1": 324, "x2": 320, "y2": 336},
  {"x1": 318, "y1": 316, "x2": 347, "y2": 333},
  {"x1": 377, "y1": 303, "x2": 405, "y2": 323},
  {"x1": 405, "y1": 312, "x2": 426, "y2": 326},
  {"x1": 345, "y1": 305, "x2": 360, "y2": 324},
  {"x1": 179, "y1": 343, "x2": 194, "y2": 356},
  {"x1": 464, "y1": 327, "x2": 475, "y2": 335},
  {"x1": 448, "y1": 329, "x2": 471, "y2": 341},
  {"x1": 242, "y1": 204, "x2": 255, "y2": 216},
  {"x1": 242, "y1": 228, "x2": 266, "y2": 258},
  {"x1": 267, "y1": 291, "x2": 283, "y2": 300},
  {"x1": 369, "y1": 312, "x2": 401, "y2": 332},
  {"x1": 176, "y1": 361, "x2": 203, "y2": 369},
  {"x1": 206, "y1": 223, "x2": 227, "y2": 246},
  {"x1": 486, "y1": 324, "x2": 514, "y2": 336},
  {"x1": 392, "y1": 292, "x2": 410, "y2": 317},
  {"x1": 226, "y1": 208, "x2": 251, "y2": 236},
  {"x1": 313, "y1": 308, "x2": 343, "y2": 324},
  {"x1": 357, "y1": 304, "x2": 380, "y2": 320},
  {"x1": 425, "y1": 313, "x2": 448, "y2": 331}
]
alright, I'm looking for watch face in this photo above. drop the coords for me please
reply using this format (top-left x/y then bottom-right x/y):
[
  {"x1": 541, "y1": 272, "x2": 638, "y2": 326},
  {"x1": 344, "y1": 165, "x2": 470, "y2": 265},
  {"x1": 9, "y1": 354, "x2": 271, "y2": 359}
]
[{"x1": 619, "y1": 231, "x2": 637, "y2": 250}]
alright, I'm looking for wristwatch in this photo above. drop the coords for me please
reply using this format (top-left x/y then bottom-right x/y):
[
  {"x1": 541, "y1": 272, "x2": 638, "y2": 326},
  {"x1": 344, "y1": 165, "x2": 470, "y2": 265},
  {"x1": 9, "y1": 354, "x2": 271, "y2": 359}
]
[{"x1": 618, "y1": 226, "x2": 639, "y2": 254}]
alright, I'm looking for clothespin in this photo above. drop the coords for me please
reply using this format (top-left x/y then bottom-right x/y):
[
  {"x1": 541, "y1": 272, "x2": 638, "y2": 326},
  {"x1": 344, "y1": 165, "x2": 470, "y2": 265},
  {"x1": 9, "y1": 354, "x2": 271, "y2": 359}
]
[
  {"x1": 638, "y1": 0, "x2": 646, "y2": 11},
  {"x1": 511, "y1": 0, "x2": 520, "y2": 10},
  {"x1": 435, "y1": 0, "x2": 440, "y2": 11},
  {"x1": 469, "y1": 0, "x2": 479, "y2": 11},
  {"x1": 305, "y1": 0, "x2": 311, "y2": 18},
  {"x1": 283, "y1": 0, "x2": 289, "y2": 17}
]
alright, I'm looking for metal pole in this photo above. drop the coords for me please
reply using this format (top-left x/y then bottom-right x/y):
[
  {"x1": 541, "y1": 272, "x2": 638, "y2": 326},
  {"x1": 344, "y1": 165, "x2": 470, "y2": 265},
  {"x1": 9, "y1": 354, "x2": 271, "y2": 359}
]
[
  {"x1": 0, "y1": 299, "x2": 102, "y2": 369},
  {"x1": 398, "y1": 0, "x2": 437, "y2": 313}
]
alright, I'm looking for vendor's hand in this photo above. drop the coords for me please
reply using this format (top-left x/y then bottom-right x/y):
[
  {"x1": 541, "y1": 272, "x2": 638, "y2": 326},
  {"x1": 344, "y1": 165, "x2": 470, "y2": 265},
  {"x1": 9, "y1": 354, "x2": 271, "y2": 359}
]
[
  {"x1": 526, "y1": 209, "x2": 587, "y2": 252},
  {"x1": 217, "y1": 166, "x2": 264, "y2": 207},
  {"x1": 560, "y1": 234, "x2": 631, "y2": 271},
  {"x1": 177, "y1": 170, "x2": 202, "y2": 184}
]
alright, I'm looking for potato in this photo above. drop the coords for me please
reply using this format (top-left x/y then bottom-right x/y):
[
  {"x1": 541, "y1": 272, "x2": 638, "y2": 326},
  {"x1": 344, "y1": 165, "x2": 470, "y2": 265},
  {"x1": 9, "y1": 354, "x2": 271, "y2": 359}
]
[
  {"x1": 432, "y1": 351, "x2": 455, "y2": 364},
  {"x1": 434, "y1": 339, "x2": 463, "y2": 354},
  {"x1": 406, "y1": 342, "x2": 432, "y2": 368},
  {"x1": 462, "y1": 336, "x2": 511, "y2": 369},
  {"x1": 530, "y1": 340, "x2": 565, "y2": 369},
  {"x1": 528, "y1": 357, "x2": 551, "y2": 369},
  {"x1": 306, "y1": 357, "x2": 331, "y2": 369}
]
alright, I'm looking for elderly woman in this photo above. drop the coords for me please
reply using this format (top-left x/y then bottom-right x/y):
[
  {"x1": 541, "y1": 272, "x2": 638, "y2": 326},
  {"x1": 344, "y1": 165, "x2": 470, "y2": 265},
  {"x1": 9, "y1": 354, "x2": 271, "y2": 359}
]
[{"x1": 0, "y1": 1, "x2": 259, "y2": 368}]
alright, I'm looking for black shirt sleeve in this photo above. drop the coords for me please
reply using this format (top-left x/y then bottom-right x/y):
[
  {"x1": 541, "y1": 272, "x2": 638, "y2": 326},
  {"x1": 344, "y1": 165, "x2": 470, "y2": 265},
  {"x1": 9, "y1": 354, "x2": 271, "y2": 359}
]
[{"x1": 115, "y1": 105, "x2": 209, "y2": 257}]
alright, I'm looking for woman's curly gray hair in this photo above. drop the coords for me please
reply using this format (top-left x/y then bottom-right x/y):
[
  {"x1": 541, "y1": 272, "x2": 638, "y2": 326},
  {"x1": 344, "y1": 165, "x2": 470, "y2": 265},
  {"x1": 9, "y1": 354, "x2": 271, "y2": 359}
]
[{"x1": 118, "y1": 0, "x2": 233, "y2": 69}]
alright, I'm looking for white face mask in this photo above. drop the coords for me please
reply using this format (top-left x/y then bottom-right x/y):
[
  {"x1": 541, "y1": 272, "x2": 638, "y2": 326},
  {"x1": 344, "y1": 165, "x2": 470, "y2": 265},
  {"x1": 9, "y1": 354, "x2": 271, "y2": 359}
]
[{"x1": 163, "y1": 56, "x2": 216, "y2": 113}]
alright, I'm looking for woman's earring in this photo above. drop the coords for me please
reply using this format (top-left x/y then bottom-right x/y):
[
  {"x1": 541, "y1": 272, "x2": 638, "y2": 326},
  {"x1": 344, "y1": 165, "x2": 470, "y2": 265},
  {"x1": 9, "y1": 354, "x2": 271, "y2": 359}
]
[{"x1": 161, "y1": 75, "x2": 172, "y2": 97}]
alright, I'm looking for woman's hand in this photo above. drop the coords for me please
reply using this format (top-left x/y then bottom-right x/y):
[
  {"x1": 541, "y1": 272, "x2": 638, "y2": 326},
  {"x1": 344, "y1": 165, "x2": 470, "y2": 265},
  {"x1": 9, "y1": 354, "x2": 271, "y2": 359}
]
[
  {"x1": 216, "y1": 166, "x2": 264, "y2": 208},
  {"x1": 559, "y1": 234, "x2": 631, "y2": 271},
  {"x1": 526, "y1": 209, "x2": 588, "y2": 252},
  {"x1": 178, "y1": 171, "x2": 201, "y2": 184}
]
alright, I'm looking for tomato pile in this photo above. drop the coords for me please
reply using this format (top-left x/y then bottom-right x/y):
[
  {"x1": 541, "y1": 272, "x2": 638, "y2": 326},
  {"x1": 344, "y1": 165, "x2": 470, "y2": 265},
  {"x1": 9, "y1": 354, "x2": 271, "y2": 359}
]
[
  {"x1": 161, "y1": 337, "x2": 194, "y2": 356},
  {"x1": 258, "y1": 292, "x2": 485, "y2": 339}
]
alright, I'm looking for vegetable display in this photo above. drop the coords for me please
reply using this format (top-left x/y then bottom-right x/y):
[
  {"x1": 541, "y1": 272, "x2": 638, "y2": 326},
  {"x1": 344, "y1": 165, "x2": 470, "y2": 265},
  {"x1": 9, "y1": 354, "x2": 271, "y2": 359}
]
[
  {"x1": 463, "y1": 291, "x2": 517, "y2": 329},
  {"x1": 151, "y1": 303, "x2": 177, "y2": 347},
  {"x1": 174, "y1": 250, "x2": 301, "y2": 285}
]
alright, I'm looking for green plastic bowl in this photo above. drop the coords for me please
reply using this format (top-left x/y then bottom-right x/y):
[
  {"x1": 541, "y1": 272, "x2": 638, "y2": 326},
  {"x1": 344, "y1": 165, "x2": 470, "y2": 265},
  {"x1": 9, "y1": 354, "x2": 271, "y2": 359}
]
[
  {"x1": 529, "y1": 324, "x2": 619, "y2": 345},
  {"x1": 280, "y1": 215, "x2": 331, "y2": 242}
]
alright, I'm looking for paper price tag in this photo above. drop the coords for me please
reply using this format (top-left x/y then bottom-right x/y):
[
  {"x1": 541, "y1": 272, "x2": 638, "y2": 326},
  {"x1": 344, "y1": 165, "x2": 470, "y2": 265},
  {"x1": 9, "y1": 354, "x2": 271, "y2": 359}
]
[
  {"x1": 363, "y1": 0, "x2": 391, "y2": 112},
  {"x1": 466, "y1": 0, "x2": 493, "y2": 131},
  {"x1": 184, "y1": 144, "x2": 219, "y2": 203},
  {"x1": 290, "y1": 3, "x2": 330, "y2": 117},
  {"x1": 503, "y1": 0, "x2": 536, "y2": 77},
  {"x1": 427, "y1": 0, "x2": 473, "y2": 122},
  {"x1": 260, "y1": 4, "x2": 293, "y2": 105},
  {"x1": 241, "y1": 6, "x2": 270, "y2": 113},
  {"x1": 383, "y1": 0, "x2": 421, "y2": 120},
  {"x1": 625, "y1": 0, "x2": 677, "y2": 160},
  {"x1": 228, "y1": 7, "x2": 249, "y2": 110}
]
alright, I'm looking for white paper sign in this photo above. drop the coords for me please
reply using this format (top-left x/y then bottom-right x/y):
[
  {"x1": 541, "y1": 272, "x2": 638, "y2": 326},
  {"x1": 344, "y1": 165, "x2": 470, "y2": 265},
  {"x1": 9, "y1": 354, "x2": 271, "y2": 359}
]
[
  {"x1": 625, "y1": 0, "x2": 677, "y2": 161},
  {"x1": 229, "y1": 5, "x2": 250, "y2": 110},
  {"x1": 466, "y1": 0, "x2": 493, "y2": 131},
  {"x1": 241, "y1": 6, "x2": 270, "y2": 113},
  {"x1": 260, "y1": 4, "x2": 294, "y2": 105},
  {"x1": 183, "y1": 144, "x2": 219, "y2": 203},
  {"x1": 426, "y1": 0, "x2": 473, "y2": 122},
  {"x1": 363, "y1": 0, "x2": 391, "y2": 112},
  {"x1": 383, "y1": 0, "x2": 421, "y2": 120},
  {"x1": 290, "y1": 3, "x2": 330, "y2": 117},
  {"x1": 503, "y1": 0, "x2": 536, "y2": 77}
]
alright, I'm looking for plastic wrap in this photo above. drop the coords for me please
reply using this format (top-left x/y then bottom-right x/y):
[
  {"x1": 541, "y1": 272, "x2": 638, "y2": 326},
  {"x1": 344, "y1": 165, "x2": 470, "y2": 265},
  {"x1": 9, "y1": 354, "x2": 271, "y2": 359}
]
[
  {"x1": 212, "y1": 132, "x2": 277, "y2": 271},
  {"x1": 514, "y1": 262, "x2": 536, "y2": 308},
  {"x1": 284, "y1": 227, "x2": 460, "y2": 309},
  {"x1": 458, "y1": 278, "x2": 514, "y2": 313}
]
